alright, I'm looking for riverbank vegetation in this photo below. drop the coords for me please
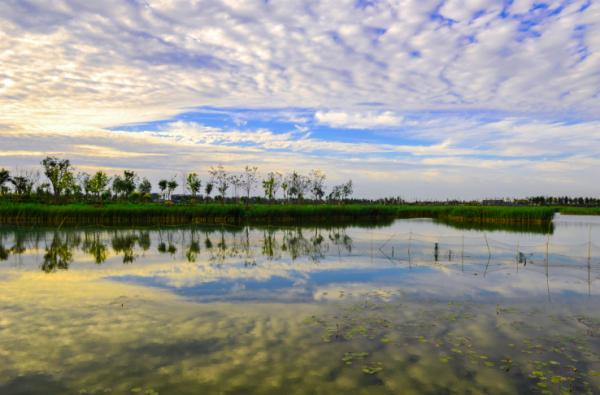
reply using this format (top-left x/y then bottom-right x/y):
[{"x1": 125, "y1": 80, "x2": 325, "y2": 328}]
[
  {"x1": 0, "y1": 202, "x2": 557, "y2": 227},
  {"x1": 0, "y1": 156, "x2": 591, "y2": 227}
]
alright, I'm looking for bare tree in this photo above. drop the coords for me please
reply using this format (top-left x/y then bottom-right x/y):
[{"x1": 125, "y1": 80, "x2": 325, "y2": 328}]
[
  {"x1": 229, "y1": 174, "x2": 242, "y2": 202},
  {"x1": 209, "y1": 165, "x2": 229, "y2": 204},
  {"x1": 309, "y1": 169, "x2": 326, "y2": 201},
  {"x1": 241, "y1": 166, "x2": 258, "y2": 205}
]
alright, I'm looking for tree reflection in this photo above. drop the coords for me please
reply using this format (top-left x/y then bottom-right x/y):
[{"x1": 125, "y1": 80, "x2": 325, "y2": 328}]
[
  {"x1": 41, "y1": 233, "x2": 73, "y2": 273},
  {"x1": 82, "y1": 232, "x2": 108, "y2": 264},
  {"x1": 0, "y1": 242, "x2": 8, "y2": 261},
  {"x1": 111, "y1": 232, "x2": 138, "y2": 263}
]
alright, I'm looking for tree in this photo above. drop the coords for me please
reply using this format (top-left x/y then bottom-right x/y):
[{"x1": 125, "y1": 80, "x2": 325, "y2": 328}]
[
  {"x1": 158, "y1": 179, "x2": 168, "y2": 199},
  {"x1": 85, "y1": 171, "x2": 110, "y2": 200},
  {"x1": 309, "y1": 169, "x2": 326, "y2": 201},
  {"x1": 138, "y1": 178, "x2": 152, "y2": 194},
  {"x1": 112, "y1": 170, "x2": 137, "y2": 198},
  {"x1": 286, "y1": 171, "x2": 310, "y2": 202},
  {"x1": 41, "y1": 156, "x2": 74, "y2": 198},
  {"x1": 209, "y1": 165, "x2": 229, "y2": 204},
  {"x1": 262, "y1": 171, "x2": 282, "y2": 201},
  {"x1": 241, "y1": 166, "x2": 258, "y2": 205},
  {"x1": 186, "y1": 172, "x2": 201, "y2": 198},
  {"x1": 341, "y1": 180, "x2": 353, "y2": 200},
  {"x1": 205, "y1": 182, "x2": 213, "y2": 199},
  {"x1": 229, "y1": 174, "x2": 242, "y2": 202},
  {"x1": 281, "y1": 178, "x2": 289, "y2": 202},
  {"x1": 167, "y1": 178, "x2": 178, "y2": 200},
  {"x1": 10, "y1": 171, "x2": 37, "y2": 196},
  {"x1": 328, "y1": 180, "x2": 353, "y2": 203},
  {"x1": 0, "y1": 168, "x2": 10, "y2": 195}
]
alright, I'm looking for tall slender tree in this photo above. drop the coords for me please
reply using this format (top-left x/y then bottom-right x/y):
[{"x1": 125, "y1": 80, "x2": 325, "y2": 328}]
[
  {"x1": 241, "y1": 166, "x2": 258, "y2": 206},
  {"x1": 209, "y1": 165, "x2": 229, "y2": 204},
  {"x1": 186, "y1": 172, "x2": 201, "y2": 199}
]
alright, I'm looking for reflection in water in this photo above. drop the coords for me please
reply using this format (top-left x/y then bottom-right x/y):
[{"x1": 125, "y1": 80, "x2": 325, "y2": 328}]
[
  {"x1": 0, "y1": 218, "x2": 599, "y2": 394},
  {"x1": 82, "y1": 232, "x2": 107, "y2": 264},
  {"x1": 41, "y1": 233, "x2": 73, "y2": 273}
]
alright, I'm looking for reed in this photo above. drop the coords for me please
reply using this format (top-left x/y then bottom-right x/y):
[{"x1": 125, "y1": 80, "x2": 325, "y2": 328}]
[
  {"x1": 557, "y1": 207, "x2": 600, "y2": 216},
  {"x1": 0, "y1": 202, "x2": 557, "y2": 227}
]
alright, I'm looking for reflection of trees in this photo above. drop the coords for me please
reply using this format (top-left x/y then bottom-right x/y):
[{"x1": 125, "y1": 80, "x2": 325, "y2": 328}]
[
  {"x1": 262, "y1": 229, "x2": 280, "y2": 260},
  {"x1": 41, "y1": 233, "x2": 73, "y2": 273},
  {"x1": 157, "y1": 230, "x2": 177, "y2": 256},
  {"x1": 0, "y1": 226, "x2": 355, "y2": 270},
  {"x1": 138, "y1": 232, "x2": 151, "y2": 251},
  {"x1": 328, "y1": 228, "x2": 353, "y2": 254},
  {"x1": 281, "y1": 228, "x2": 332, "y2": 262},
  {"x1": 0, "y1": 242, "x2": 8, "y2": 261},
  {"x1": 10, "y1": 233, "x2": 27, "y2": 255},
  {"x1": 82, "y1": 232, "x2": 107, "y2": 264},
  {"x1": 111, "y1": 232, "x2": 138, "y2": 263},
  {"x1": 185, "y1": 229, "x2": 201, "y2": 262}
]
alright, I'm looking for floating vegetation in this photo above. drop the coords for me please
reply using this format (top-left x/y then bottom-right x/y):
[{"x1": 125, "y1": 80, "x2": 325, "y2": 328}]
[
  {"x1": 303, "y1": 298, "x2": 600, "y2": 393},
  {"x1": 342, "y1": 351, "x2": 369, "y2": 365},
  {"x1": 361, "y1": 362, "x2": 384, "y2": 375}
]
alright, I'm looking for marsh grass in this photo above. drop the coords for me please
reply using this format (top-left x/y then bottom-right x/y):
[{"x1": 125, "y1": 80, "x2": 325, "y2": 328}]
[{"x1": 0, "y1": 202, "x2": 556, "y2": 227}]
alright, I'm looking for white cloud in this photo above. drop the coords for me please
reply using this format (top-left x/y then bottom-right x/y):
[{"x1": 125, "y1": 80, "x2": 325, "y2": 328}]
[
  {"x1": 314, "y1": 110, "x2": 404, "y2": 129},
  {"x1": 1, "y1": 0, "x2": 600, "y2": 198}
]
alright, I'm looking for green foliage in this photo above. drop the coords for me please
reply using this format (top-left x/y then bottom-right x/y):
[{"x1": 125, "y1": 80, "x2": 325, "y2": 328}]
[
  {"x1": 41, "y1": 156, "x2": 74, "y2": 198},
  {"x1": 138, "y1": 178, "x2": 152, "y2": 194},
  {"x1": 85, "y1": 171, "x2": 110, "y2": 200},
  {"x1": 112, "y1": 170, "x2": 137, "y2": 198},
  {"x1": 186, "y1": 173, "x2": 201, "y2": 197}
]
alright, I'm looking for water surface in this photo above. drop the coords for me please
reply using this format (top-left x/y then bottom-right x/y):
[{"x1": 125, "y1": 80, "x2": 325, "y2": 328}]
[{"x1": 1, "y1": 215, "x2": 599, "y2": 394}]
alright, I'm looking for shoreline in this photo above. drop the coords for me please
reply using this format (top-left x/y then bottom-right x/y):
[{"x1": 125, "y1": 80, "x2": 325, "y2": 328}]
[{"x1": 0, "y1": 202, "x2": 558, "y2": 227}]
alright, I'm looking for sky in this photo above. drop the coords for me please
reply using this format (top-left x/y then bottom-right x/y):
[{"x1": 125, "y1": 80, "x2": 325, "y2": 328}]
[{"x1": 1, "y1": 0, "x2": 599, "y2": 199}]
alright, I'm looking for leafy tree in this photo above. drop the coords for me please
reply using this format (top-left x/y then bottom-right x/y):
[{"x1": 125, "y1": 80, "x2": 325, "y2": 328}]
[
  {"x1": 205, "y1": 182, "x2": 213, "y2": 199},
  {"x1": 158, "y1": 179, "x2": 168, "y2": 199},
  {"x1": 112, "y1": 170, "x2": 137, "y2": 198},
  {"x1": 328, "y1": 180, "x2": 353, "y2": 203},
  {"x1": 262, "y1": 171, "x2": 282, "y2": 201},
  {"x1": 41, "y1": 156, "x2": 74, "y2": 198},
  {"x1": 167, "y1": 178, "x2": 178, "y2": 200},
  {"x1": 286, "y1": 171, "x2": 310, "y2": 201},
  {"x1": 10, "y1": 174, "x2": 35, "y2": 196},
  {"x1": 209, "y1": 165, "x2": 229, "y2": 204},
  {"x1": 85, "y1": 171, "x2": 110, "y2": 200},
  {"x1": 186, "y1": 172, "x2": 201, "y2": 198},
  {"x1": 138, "y1": 178, "x2": 152, "y2": 194},
  {"x1": 241, "y1": 166, "x2": 258, "y2": 205}
]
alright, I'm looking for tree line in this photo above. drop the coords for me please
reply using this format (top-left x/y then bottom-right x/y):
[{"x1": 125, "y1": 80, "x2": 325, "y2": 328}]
[{"x1": 0, "y1": 157, "x2": 354, "y2": 204}]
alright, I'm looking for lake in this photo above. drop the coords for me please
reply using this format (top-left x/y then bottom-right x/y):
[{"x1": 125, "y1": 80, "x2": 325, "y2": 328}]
[{"x1": 1, "y1": 215, "x2": 599, "y2": 394}]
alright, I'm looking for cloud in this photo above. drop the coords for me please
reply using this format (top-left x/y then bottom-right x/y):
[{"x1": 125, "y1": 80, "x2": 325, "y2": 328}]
[
  {"x1": 0, "y1": 0, "x2": 599, "y2": 198},
  {"x1": 315, "y1": 110, "x2": 404, "y2": 129}
]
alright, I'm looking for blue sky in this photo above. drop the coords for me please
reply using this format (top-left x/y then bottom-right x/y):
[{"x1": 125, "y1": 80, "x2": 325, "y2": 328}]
[{"x1": 1, "y1": 0, "x2": 600, "y2": 199}]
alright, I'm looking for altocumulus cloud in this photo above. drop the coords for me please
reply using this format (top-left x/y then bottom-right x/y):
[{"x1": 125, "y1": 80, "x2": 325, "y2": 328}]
[{"x1": 0, "y1": 0, "x2": 599, "y2": 199}]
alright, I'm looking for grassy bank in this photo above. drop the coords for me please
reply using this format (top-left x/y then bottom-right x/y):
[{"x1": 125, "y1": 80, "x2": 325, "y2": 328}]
[
  {"x1": 557, "y1": 207, "x2": 600, "y2": 216},
  {"x1": 0, "y1": 202, "x2": 557, "y2": 227}
]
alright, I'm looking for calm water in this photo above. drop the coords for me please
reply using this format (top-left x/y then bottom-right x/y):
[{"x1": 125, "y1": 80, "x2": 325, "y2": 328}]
[{"x1": 1, "y1": 215, "x2": 599, "y2": 394}]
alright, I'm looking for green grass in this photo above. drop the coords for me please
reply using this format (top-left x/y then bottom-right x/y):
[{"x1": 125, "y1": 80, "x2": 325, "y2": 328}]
[
  {"x1": 0, "y1": 202, "x2": 557, "y2": 227},
  {"x1": 557, "y1": 207, "x2": 600, "y2": 216}
]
